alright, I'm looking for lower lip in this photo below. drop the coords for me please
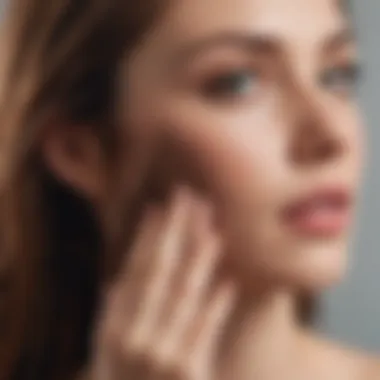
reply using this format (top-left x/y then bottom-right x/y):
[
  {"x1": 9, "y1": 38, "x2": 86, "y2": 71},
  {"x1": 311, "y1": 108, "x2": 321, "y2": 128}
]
[{"x1": 284, "y1": 207, "x2": 350, "y2": 236}]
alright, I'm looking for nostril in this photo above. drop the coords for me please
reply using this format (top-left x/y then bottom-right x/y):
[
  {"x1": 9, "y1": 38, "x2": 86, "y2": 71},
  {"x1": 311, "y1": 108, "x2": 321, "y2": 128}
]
[
  {"x1": 289, "y1": 116, "x2": 345, "y2": 165},
  {"x1": 314, "y1": 140, "x2": 339, "y2": 160}
]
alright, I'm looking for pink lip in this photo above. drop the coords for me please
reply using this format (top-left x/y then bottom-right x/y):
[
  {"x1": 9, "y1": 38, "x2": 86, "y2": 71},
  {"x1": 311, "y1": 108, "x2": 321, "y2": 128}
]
[{"x1": 282, "y1": 186, "x2": 352, "y2": 237}]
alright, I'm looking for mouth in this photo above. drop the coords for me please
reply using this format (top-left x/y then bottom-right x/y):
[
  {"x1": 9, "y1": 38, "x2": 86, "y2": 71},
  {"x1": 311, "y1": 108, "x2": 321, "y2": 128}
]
[{"x1": 282, "y1": 186, "x2": 353, "y2": 237}]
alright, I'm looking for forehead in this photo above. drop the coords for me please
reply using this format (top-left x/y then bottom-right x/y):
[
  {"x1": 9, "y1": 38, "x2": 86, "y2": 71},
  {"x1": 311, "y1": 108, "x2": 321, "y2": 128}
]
[{"x1": 152, "y1": 0, "x2": 347, "y2": 47}]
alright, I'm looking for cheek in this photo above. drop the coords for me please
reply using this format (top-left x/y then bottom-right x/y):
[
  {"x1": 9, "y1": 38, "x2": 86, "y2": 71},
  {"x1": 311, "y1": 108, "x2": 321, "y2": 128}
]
[
  {"x1": 157, "y1": 107, "x2": 289, "y2": 217},
  {"x1": 200, "y1": 130, "x2": 284, "y2": 204}
]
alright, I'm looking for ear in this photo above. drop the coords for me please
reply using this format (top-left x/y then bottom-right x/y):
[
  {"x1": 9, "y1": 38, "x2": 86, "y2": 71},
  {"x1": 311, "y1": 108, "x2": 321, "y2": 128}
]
[{"x1": 41, "y1": 124, "x2": 106, "y2": 202}]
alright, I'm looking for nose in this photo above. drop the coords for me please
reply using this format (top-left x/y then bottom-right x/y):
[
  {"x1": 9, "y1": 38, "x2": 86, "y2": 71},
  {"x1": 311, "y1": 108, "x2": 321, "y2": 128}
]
[{"x1": 287, "y1": 86, "x2": 346, "y2": 167}]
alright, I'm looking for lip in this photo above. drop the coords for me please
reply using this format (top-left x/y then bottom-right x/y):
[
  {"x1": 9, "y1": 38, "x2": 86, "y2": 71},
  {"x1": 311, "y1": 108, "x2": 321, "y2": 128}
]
[{"x1": 282, "y1": 186, "x2": 353, "y2": 237}]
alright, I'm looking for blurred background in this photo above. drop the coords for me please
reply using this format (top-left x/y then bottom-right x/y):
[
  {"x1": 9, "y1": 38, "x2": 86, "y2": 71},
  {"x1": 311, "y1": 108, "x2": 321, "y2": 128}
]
[
  {"x1": 1, "y1": 0, "x2": 380, "y2": 352},
  {"x1": 322, "y1": 0, "x2": 380, "y2": 352}
]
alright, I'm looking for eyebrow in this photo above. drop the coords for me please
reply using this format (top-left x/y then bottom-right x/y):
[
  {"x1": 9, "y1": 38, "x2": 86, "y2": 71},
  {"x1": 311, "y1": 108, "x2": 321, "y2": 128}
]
[
  {"x1": 323, "y1": 27, "x2": 355, "y2": 53},
  {"x1": 174, "y1": 31, "x2": 281, "y2": 64},
  {"x1": 173, "y1": 27, "x2": 355, "y2": 66}
]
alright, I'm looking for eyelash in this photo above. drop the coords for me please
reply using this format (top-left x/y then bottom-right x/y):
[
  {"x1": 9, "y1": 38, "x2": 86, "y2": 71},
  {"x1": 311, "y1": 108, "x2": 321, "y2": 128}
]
[
  {"x1": 199, "y1": 62, "x2": 361, "y2": 102},
  {"x1": 319, "y1": 62, "x2": 361, "y2": 94},
  {"x1": 201, "y1": 68, "x2": 260, "y2": 100}
]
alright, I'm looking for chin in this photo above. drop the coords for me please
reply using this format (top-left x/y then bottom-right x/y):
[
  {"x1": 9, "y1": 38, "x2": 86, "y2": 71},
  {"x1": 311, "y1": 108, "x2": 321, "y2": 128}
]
[
  {"x1": 223, "y1": 219, "x2": 350, "y2": 293},
  {"x1": 283, "y1": 238, "x2": 349, "y2": 291},
  {"x1": 233, "y1": 237, "x2": 349, "y2": 294}
]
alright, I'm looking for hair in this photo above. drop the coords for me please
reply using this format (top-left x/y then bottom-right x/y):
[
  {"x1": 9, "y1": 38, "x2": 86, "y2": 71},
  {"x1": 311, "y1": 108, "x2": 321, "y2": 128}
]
[
  {"x1": 0, "y1": 1, "x2": 172, "y2": 379},
  {"x1": 0, "y1": 1, "x2": 316, "y2": 379}
]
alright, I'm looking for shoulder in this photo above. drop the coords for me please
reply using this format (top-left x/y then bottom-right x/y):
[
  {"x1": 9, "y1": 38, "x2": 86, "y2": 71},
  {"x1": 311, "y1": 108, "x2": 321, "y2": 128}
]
[
  {"x1": 301, "y1": 332, "x2": 380, "y2": 380},
  {"x1": 365, "y1": 357, "x2": 380, "y2": 380}
]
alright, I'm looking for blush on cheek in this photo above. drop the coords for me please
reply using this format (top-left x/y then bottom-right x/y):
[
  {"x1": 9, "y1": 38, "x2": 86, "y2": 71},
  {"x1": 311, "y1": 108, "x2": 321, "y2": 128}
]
[{"x1": 154, "y1": 106, "x2": 283, "y2": 206}]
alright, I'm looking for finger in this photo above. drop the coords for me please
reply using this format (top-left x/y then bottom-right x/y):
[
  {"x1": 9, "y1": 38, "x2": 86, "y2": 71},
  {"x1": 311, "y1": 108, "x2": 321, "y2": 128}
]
[
  {"x1": 117, "y1": 205, "x2": 162, "y2": 287},
  {"x1": 157, "y1": 282, "x2": 237, "y2": 380},
  {"x1": 156, "y1": 198, "x2": 214, "y2": 326},
  {"x1": 188, "y1": 280, "x2": 237, "y2": 364},
  {"x1": 128, "y1": 186, "x2": 194, "y2": 346},
  {"x1": 158, "y1": 205, "x2": 221, "y2": 354},
  {"x1": 105, "y1": 204, "x2": 163, "y2": 323}
]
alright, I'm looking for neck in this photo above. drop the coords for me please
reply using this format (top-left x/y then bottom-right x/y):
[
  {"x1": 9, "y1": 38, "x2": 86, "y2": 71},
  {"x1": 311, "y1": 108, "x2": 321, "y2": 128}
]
[{"x1": 219, "y1": 289, "x2": 308, "y2": 380}]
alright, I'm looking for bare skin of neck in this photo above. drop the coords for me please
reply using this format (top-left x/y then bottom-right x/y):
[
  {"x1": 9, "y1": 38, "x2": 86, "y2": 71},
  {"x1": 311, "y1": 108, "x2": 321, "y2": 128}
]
[{"x1": 218, "y1": 291, "x2": 380, "y2": 380}]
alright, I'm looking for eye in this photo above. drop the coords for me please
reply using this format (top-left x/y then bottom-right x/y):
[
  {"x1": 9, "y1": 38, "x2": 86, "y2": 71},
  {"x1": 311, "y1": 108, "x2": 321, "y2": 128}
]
[
  {"x1": 320, "y1": 62, "x2": 361, "y2": 95},
  {"x1": 202, "y1": 69, "x2": 260, "y2": 99}
]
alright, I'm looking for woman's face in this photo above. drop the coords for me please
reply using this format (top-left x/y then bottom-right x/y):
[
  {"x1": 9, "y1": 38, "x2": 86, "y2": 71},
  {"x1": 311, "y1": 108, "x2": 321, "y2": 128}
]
[
  {"x1": 118, "y1": 0, "x2": 363, "y2": 291},
  {"x1": 51, "y1": 0, "x2": 361, "y2": 292}
]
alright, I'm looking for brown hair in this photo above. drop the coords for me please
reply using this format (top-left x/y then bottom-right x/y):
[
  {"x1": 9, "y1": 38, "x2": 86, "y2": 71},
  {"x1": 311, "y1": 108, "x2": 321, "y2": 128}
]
[
  {"x1": 0, "y1": 1, "x2": 316, "y2": 379},
  {"x1": 0, "y1": 1, "x2": 170, "y2": 379}
]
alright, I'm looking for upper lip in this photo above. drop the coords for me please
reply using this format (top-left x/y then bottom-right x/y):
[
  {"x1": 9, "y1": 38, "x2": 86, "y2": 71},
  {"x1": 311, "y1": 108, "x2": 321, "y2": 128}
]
[{"x1": 283, "y1": 185, "x2": 353, "y2": 217}]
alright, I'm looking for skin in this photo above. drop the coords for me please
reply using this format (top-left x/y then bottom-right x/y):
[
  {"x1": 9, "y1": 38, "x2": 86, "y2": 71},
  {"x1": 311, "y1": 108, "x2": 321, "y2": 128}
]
[
  {"x1": 120, "y1": 0, "x2": 362, "y2": 290},
  {"x1": 42, "y1": 0, "x2": 380, "y2": 379}
]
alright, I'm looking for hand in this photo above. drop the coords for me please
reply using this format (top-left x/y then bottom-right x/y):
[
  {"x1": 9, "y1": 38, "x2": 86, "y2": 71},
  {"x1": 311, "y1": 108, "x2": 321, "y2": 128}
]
[{"x1": 88, "y1": 187, "x2": 237, "y2": 380}]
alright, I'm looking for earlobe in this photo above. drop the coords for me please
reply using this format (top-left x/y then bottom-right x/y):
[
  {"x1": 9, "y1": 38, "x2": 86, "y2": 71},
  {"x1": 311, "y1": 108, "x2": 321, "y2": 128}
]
[{"x1": 41, "y1": 124, "x2": 106, "y2": 201}]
